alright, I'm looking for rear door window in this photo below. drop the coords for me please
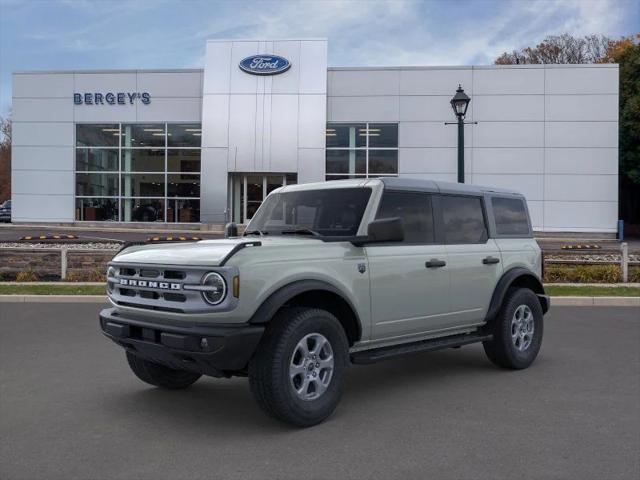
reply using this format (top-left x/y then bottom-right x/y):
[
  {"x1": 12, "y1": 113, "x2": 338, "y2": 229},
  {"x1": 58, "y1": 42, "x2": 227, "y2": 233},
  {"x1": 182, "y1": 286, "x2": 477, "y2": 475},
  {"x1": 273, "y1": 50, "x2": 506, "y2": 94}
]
[
  {"x1": 441, "y1": 195, "x2": 488, "y2": 244},
  {"x1": 492, "y1": 197, "x2": 530, "y2": 236},
  {"x1": 376, "y1": 191, "x2": 434, "y2": 244}
]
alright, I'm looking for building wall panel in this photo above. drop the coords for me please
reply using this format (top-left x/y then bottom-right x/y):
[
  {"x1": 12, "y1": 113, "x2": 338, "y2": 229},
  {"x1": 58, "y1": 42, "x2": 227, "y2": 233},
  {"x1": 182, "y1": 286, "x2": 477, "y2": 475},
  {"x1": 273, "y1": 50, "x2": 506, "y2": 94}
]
[
  {"x1": 473, "y1": 67, "x2": 544, "y2": 95},
  {"x1": 399, "y1": 68, "x2": 472, "y2": 96},
  {"x1": 13, "y1": 73, "x2": 74, "y2": 98},
  {"x1": 137, "y1": 72, "x2": 203, "y2": 98},
  {"x1": 13, "y1": 98, "x2": 73, "y2": 122},
  {"x1": 12, "y1": 146, "x2": 74, "y2": 171},
  {"x1": 545, "y1": 66, "x2": 618, "y2": 95},
  {"x1": 11, "y1": 194, "x2": 74, "y2": 222},
  {"x1": 545, "y1": 94, "x2": 618, "y2": 122},
  {"x1": 12, "y1": 122, "x2": 74, "y2": 147}
]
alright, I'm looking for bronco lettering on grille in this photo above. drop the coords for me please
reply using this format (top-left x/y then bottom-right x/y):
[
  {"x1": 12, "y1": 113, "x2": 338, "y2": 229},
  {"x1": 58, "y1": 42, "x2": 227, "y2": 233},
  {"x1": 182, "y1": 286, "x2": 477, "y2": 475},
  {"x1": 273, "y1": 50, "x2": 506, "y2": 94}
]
[{"x1": 119, "y1": 279, "x2": 182, "y2": 290}]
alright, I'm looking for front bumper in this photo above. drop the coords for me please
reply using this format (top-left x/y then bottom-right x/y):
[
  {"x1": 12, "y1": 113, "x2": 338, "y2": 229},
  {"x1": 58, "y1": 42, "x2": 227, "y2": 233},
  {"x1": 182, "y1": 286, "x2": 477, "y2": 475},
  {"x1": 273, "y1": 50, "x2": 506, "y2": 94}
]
[{"x1": 99, "y1": 307, "x2": 264, "y2": 377}]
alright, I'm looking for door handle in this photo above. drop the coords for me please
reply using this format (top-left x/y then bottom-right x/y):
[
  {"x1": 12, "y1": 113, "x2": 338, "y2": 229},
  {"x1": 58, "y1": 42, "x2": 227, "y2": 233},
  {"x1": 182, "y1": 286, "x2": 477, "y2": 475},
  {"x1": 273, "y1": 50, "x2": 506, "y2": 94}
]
[
  {"x1": 425, "y1": 259, "x2": 446, "y2": 268},
  {"x1": 482, "y1": 256, "x2": 500, "y2": 265}
]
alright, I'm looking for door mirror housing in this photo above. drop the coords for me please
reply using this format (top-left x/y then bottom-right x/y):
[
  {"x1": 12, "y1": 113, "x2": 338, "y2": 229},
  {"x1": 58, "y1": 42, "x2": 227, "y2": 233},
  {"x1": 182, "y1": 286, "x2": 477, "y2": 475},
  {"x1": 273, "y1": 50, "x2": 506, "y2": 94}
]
[
  {"x1": 352, "y1": 217, "x2": 404, "y2": 246},
  {"x1": 224, "y1": 222, "x2": 238, "y2": 238}
]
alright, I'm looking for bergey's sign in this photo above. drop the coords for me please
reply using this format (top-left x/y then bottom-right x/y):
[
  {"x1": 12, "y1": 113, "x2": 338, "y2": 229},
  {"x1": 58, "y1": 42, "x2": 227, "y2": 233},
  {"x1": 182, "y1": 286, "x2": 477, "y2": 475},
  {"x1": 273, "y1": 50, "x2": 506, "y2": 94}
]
[
  {"x1": 239, "y1": 55, "x2": 291, "y2": 75},
  {"x1": 74, "y1": 92, "x2": 151, "y2": 105}
]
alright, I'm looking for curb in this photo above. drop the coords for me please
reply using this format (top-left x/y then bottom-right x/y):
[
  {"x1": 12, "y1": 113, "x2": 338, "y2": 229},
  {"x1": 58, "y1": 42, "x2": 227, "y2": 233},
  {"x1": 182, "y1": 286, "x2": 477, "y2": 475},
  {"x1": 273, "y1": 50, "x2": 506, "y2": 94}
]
[
  {"x1": 0, "y1": 295, "x2": 638, "y2": 306},
  {"x1": 0, "y1": 282, "x2": 105, "y2": 286},
  {"x1": 0, "y1": 295, "x2": 107, "y2": 303},
  {"x1": 551, "y1": 296, "x2": 640, "y2": 307},
  {"x1": 545, "y1": 282, "x2": 640, "y2": 288}
]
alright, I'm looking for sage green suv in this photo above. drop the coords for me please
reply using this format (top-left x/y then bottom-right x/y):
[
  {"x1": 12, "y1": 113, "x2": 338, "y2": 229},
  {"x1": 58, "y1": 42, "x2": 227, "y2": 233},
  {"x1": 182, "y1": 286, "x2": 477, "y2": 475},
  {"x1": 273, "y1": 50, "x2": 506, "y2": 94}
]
[{"x1": 100, "y1": 178, "x2": 549, "y2": 427}]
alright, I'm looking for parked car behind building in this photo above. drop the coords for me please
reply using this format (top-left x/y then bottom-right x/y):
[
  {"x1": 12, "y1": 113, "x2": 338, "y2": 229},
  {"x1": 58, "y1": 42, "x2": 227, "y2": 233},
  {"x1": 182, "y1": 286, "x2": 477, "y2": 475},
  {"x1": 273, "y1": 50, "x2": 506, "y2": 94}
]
[{"x1": 0, "y1": 200, "x2": 11, "y2": 222}]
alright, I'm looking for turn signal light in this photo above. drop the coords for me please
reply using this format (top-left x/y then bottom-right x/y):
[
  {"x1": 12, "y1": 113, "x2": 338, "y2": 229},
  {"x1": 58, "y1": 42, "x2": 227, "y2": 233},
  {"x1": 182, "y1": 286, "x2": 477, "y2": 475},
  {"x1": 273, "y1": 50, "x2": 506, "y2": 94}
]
[{"x1": 233, "y1": 276, "x2": 240, "y2": 298}]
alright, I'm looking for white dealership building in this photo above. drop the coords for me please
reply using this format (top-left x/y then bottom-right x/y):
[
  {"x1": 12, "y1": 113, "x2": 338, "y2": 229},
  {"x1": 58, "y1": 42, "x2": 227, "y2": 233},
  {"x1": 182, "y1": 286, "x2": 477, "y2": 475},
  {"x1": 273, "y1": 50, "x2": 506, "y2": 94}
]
[{"x1": 11, "y1": 39, "x2": 619, "y2": 232}]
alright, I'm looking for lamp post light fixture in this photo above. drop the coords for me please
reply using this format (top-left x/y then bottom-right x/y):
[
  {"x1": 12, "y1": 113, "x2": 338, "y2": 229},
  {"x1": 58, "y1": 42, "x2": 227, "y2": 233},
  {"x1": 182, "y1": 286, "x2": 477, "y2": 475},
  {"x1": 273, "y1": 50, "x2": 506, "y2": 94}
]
[{"x1": 446, "y1": 84, "x2": 475, "y2": 183}]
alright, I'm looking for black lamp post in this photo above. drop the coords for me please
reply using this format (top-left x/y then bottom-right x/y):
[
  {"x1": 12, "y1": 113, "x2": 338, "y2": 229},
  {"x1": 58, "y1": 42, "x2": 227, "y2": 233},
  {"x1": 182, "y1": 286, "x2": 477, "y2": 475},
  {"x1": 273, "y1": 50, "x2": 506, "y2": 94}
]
[{"x1": 449, "y1": 84, "x2": 471, "y2": 183}]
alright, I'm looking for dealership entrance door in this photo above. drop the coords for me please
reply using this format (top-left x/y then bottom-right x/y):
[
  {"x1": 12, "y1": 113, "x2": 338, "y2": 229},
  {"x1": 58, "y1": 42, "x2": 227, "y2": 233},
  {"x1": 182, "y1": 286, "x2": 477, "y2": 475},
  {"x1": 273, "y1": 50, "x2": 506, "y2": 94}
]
[{"x1": 228, "y1": 173, "x2": 297, "y2": 224}]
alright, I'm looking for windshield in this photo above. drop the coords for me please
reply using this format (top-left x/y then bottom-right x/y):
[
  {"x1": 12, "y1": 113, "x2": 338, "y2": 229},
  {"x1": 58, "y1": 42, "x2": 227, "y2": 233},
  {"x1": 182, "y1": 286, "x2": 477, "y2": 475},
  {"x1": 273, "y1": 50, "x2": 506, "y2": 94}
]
[{"x1": 246, "y1": 187, "x2": 372, "y2": 237}]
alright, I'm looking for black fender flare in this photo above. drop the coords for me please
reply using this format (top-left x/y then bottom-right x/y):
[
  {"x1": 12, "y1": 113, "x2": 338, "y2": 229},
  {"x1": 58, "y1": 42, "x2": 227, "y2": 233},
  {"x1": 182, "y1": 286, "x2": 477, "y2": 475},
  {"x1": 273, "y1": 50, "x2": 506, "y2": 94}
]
[
  {"x1": 248, "y1": 279, "x2": 362, "y2": 340},
  {"x1": 485, "y1": 267, "x2": 549, "y2": 322}
]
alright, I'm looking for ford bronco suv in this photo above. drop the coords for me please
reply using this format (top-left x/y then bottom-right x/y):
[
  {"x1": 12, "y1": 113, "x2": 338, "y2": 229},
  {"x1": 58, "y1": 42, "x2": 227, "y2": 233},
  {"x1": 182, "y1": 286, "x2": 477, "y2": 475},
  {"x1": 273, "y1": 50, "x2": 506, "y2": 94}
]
[{"x1": 100, "y1": 178, "x2": 549, "y2": 427}]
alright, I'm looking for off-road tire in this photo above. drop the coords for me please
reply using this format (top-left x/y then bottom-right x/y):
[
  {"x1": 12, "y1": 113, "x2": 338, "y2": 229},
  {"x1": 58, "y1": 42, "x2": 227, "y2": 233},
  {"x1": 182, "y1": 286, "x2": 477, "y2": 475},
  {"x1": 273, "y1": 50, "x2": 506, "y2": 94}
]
[
  {"x1": 126, "y1": 351, "x2": 202, "y2": 389},
  {"x1": 249, "y1": 307, "x2": 349, "y2": 427},
  {"x1": 483, "y1": 287, "x2": 544, "y2": 369}
]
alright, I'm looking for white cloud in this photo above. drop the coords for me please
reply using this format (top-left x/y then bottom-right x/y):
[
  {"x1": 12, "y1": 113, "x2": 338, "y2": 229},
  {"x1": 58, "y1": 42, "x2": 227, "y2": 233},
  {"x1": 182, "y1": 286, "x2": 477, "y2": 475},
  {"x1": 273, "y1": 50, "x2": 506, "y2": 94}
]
[{"x1": 188, "y1": 0, "x2": 631, "y2": 66}]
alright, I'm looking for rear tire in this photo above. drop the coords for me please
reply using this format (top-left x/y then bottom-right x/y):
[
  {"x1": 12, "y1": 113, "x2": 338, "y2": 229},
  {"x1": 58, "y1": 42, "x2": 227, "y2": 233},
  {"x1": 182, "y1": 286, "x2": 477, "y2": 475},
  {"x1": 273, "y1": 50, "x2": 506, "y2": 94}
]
[
  {"x1": 126, "y1": 352, "x2": 201, "y2": 389},
  {"x1": 249, "y1": 307, "x2": 349, "y2": 427},
  {"x1": 483, "y1": 287, "x2": 544, "y2": 369}
]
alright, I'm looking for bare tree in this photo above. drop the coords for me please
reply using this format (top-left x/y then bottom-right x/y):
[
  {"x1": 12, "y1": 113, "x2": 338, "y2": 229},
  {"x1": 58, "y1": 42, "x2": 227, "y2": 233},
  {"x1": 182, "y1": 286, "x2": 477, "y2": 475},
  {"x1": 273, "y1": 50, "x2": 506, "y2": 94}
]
[
  {"x1": 495, "y1": 34, "x2": 611, "y2": 64},
  {"x1": 0, "y1": 116, "x2": 11, "y2": 202}
]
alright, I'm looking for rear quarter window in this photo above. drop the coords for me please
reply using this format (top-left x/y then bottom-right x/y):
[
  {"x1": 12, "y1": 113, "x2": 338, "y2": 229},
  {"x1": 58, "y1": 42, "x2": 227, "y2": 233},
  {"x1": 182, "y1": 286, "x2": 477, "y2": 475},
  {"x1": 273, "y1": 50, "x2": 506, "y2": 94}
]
[
  {"x1": 441, "y1": 195, "x2": 488, "y2": 244},
  {"x1": 492, "y1": 197, "x2": 530, "y2": 236}
]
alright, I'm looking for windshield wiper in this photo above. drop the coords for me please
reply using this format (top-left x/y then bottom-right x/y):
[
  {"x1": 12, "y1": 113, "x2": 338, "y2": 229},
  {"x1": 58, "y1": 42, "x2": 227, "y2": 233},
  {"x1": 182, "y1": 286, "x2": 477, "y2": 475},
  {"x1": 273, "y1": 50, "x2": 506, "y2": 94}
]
[
  {"x1": 280, "y1": 228, "x2": 321, "y2": 237},
  {"x1": 244, "y1": 230, "x2": 269, "y2": 236}
]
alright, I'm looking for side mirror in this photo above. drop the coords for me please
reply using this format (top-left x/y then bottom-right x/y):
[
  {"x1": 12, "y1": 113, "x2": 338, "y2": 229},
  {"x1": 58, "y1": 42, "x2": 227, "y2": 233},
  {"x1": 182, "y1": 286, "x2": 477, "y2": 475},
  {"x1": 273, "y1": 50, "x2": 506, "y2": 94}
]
[
  {"x1": 352, "y1": 217, "x2": 404, "y2": 246},
  {"x1": 224, "y1": 222, "x2": 238, "y2": 238}
]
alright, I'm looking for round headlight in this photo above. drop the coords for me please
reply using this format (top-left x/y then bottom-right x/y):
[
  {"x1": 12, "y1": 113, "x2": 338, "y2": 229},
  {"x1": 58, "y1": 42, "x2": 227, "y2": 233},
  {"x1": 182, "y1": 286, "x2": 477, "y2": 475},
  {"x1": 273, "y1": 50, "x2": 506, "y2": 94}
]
[
  {"x1": 201, "y1": 272, "x2": 227, "y2": 305},
  {"x1": 107, "y1": 266, "x2": 116, "y2": 293}
]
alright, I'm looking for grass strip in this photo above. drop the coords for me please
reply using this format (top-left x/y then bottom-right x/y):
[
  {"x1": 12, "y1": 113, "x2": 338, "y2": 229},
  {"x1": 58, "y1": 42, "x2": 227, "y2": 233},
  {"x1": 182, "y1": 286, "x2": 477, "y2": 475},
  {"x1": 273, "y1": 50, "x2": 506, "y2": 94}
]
[
  {"x1": 545, "y1": 285, "x2": 640, "y2": 297},
  {"x1": 0, "y1": 284, "x2": 106, "y2": 295}
]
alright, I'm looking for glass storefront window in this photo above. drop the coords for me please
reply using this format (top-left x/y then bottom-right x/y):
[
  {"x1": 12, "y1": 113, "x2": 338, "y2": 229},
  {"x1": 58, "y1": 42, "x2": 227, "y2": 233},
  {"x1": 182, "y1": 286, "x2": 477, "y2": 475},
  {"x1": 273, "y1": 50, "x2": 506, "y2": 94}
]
[
  {"x1": 229, "y1": 173, "x2": 297, "y2": 223},
  {"x1": 121, "y1": 124, "x2": 165, "y2": 147},
  {"x1": 75, "y1": 123, "x2": 202, "y2": 223},
  {"x1": 325, "y1": 174, "x2": 366, "y2": 181},
  {"x1": 267, "y1": 176, "x2": 283, "y2": 195},
  {"x1": 246, "y1": 175, "x2": 264, "y2": 220},
  {"x1": 326, "y1": 122, "x2": 398, "y2": 179},
  {"x1": 121, "y1": 149, "x2": 165, "y2": 172},
  {"x1": 76, "y1": 173, "x2": 119, "y2": 197},
  {"x1": 167, "y1": 199, "x2": 200, "y2": 223},
  {"x1": 76, "y1": 124, "x2": 120, "y2": 147},
  {"x1": 326, "y1": 150, "x2": 366, "y2": 175},
  {"x1": 121, "y1": 174, "x2": 165, "y2": 197},
  {"x1": 286, "y1": 174, "x2": 297, "y2": 186},
  {"x1": 368, "y1": 123, "x2": 398, "y2": 148},
  {"x1": 75, "y1": 198, "x2": 119, "y2": 221},
  {"x1": 121, "y1": 198, "x2": 165, "y2": 222},
  {"x1": 75, "y1": 148, "x2": 118, "y2": 171},
  {"x1": 325, "y1": 123, "x2": 366, "y2": 148},
  {"x1": 167, "y1": 174, "x2": 200, "y2": 197},
  {"x1": 369, "y1": 150, "x2": 399, "y2": 174},
  {"x1": 168, "y1": 124, "x2": 202, "y2": 147},
  {"x1": 167, "y1": 149, "x2": 200, "y2": 172}
]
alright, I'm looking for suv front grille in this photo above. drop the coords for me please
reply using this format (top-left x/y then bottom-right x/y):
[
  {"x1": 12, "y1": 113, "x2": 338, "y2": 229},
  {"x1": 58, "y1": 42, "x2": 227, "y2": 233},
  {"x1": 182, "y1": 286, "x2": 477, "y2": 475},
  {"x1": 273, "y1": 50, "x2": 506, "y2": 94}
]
[{"x1": 107, "y1": 263, "x2": 237, "y2": 314}]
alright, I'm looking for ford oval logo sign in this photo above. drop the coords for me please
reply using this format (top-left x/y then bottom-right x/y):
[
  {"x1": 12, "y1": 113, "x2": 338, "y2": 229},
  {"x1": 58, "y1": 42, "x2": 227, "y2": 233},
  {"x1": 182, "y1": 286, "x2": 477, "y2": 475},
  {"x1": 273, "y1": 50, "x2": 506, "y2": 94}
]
[{"x1": 239, "y1": 55, "x2": 291, "y2": 75}]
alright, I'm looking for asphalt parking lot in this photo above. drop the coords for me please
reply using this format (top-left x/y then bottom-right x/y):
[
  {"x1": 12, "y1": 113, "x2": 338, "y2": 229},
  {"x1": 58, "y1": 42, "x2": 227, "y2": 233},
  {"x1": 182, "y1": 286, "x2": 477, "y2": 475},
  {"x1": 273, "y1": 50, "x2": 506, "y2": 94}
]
[{"x1": 0, "y1": 304, "x2": 638, "y2": 480}]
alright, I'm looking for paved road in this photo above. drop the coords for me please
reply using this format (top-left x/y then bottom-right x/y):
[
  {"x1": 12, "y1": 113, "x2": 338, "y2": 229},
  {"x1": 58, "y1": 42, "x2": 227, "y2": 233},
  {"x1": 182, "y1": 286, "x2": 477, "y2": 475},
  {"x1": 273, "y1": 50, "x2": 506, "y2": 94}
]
[{"x1": 1, "y1": 304, "x2": 638, "y2": 480}]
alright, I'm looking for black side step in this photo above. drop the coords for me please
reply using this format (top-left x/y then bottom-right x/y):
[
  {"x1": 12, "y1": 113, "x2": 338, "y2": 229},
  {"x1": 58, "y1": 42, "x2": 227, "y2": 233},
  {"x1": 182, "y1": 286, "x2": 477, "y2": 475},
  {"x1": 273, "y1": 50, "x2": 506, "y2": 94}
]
[{"x1": 350, "y1": 332, "x2": 493, "y2": 365}]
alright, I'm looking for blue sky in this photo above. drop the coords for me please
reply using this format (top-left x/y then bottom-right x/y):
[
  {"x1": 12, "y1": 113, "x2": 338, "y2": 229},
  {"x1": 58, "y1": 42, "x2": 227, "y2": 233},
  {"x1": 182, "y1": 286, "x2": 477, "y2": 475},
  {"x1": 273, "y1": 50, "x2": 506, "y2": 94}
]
[{"x1": 1, "y1": 0, "x2": 638, "y2": 116}]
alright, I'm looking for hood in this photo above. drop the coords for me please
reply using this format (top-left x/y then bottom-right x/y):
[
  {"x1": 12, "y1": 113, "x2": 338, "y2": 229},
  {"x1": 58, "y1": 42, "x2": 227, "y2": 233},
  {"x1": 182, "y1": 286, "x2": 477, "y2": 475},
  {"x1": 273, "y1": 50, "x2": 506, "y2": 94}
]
[{"x1": 112, "y1": 236, "x2": 323, "y2": 266}]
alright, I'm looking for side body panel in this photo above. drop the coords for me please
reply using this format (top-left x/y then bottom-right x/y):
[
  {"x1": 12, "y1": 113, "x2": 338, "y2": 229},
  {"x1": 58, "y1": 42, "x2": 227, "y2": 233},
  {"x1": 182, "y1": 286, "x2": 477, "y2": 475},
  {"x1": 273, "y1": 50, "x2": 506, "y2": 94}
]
[
  {"x1": 228, "y1": 242, "x2": 372, "y2": 337},
  {"x1": 445, "y1": 239, "x2": 503, "y2": 324},
  {"x1": 366, "y1": 244, "x2": 450, "y2": 340},
  {"x1": 494, "y1": 238, "x2": 541, "y2": 278}
]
